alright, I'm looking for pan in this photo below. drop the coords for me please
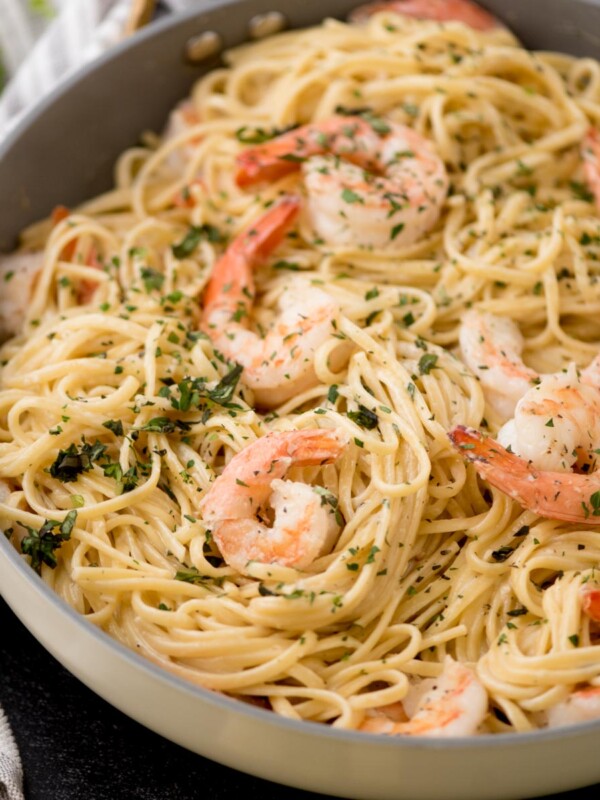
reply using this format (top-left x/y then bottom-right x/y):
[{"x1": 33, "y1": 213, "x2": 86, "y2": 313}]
[{"x1": 1, "y1": 2, "x2": 600, "y2": 798}]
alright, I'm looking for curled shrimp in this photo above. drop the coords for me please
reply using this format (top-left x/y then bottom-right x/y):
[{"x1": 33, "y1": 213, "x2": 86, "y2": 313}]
[
  {"x1": 459, "y1": 310, "x2": 539, "y2": 420},
  {"x1": 460, "y1": 310, "x2": 600, "y2": 426},
  {"x1": 0, "y1": 206, "x2": 108, "y2": 339},
  {"x1": 459, "y1": 311, "x2": 600, "y2": 471},
  {"x1": 349, "y1": 0, "x2": 502, "y2": 31},
  {"x1": 236, "y1": 115, "x2": 448, "y2": 250},
  {"x1": 582, "y1": 127, "x2": 600, "y2": 211},
  {"x1": 497, "y1": 366, "x2": 600, "y2": 473},
  {"x1": 449, "y1": 425, "x2": 600, "y2": 525},
  {"x1": 163, "y1": 101, "x2": 201, "y2": 148},
  {"x1": 359, "y1": 657, "x2": 487, "y2": 737},
  {"x1": 163, "y1": 100, "x2": 204, "y2": 180},
  {"x1": 201, "y1": 196, "x2": 340, "y2": 408},
  {"x1": 199, "y1": 429, "x2": 347, "y2": 576},
  {"x1": 0, "y1": 251, "x2": 43, "y2": 340},
  {"x1": 547, "y1": 686, "x2": 600, "y2": 728}
]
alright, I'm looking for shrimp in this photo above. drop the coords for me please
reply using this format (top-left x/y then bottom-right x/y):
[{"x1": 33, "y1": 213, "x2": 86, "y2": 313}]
[
  {"x1": 582, "y1": 127, "x2": 600, "y2": 211},
  {"x1": 459, "y1": 310, "x2": 538, "y2": 420},
  {"x1": 163, "y1": 100, "x2": 201, "y2": 144},
  {"x1": 236, "y1": 115, "x2": 449, "y2": 250},
  {"x1": 0, "y1": 251, "x2": 43, "y2": 340},
  {"x1": 581, "y1": 586, "x2": 600, "y2": 622},
  {"x1": 497, "y1": 365, "x2": 600, "y2": 473},
  {"x1": 460, "y1": 310, "x2": 600, "y2": 425},
  {"x1": 201, "y1": 196, "x2": 340, "y2": 408},
  {"x1": 349, "y1": 0, "x2": 502, "y2": 31},
  {"x1": 449, "y1": 425, "x2": 600, "y2": 525},
  {"x1": 162, "y1": 100, "x2": 203, "y2": 175},
  {"x1": 547, "y1": 686, "x2": 600, "y2": 728},
  {"x1": 359, "y1": 657, "x2": 487, "y2": 737},
  {"x1": 199, "y1": 429, "x2": 347, "y2": 576},
  {"x1": 0, "y1": 206, "x2": 107, "y2": 340}
]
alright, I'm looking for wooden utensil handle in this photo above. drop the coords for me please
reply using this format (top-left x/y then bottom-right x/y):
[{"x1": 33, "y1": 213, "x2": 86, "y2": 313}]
[{"x1": 126, "y1": 0, "x2": 157, "y2": 35}]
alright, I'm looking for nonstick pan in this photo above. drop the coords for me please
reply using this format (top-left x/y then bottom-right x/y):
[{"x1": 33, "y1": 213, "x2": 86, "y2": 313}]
[{"x1": 1, "y1": 2, "x2": 600, "y2": 798}]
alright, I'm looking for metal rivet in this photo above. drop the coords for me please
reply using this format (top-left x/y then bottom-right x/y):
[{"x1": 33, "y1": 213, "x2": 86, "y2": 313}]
[
  {"x1": 184, "y1": 31, "x2": 223, "y2": 64},
  {"x1": 248, "y1": 11, "x2": 286, "y2": 40}
]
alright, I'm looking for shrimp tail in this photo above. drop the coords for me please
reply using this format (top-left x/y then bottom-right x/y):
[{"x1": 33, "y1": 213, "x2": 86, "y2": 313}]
[
  {"x1": 235, "y1": 116, "x2": 372, "y2": 188},
  {"x1": 448, "y1": 425, "x2": 524, "y2": 474},
  {"x1": 236, "y1": 144, "x2": 299, "y2": 187},
  {"x1": 227, "y1": 195, "x2": 300, "y2": 262},
  {"x1": 349, "y1": 0, "x2": 501, "y2": 31},
  {"x1": 284, "y1": 429, "x2": 348, "y2": 466},
  {"x1": 202, "y1": 195, "x2": 300, "y2": 313},
  {"x1": 449, "y1": 425, "x2": 600, "y2": 525}
]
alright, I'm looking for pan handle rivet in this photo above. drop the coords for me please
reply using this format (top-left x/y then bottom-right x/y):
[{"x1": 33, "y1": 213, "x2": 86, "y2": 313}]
[
  {"x1": 248, "y1": 11, "x2": 287, "y2": 39},
  {"x1": 185, "y1": 31, "x2": 223, "y2": 63}
]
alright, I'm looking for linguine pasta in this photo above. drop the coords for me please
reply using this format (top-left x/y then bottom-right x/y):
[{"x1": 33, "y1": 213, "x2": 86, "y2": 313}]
[{"x1": 2, "y1": 7, "x2": 600, "y2": 734}]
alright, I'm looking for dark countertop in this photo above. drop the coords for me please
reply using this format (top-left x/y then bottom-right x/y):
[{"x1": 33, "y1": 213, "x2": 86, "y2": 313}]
[{"x1": 1, "y1": 596, "x2": 599, "y2": 800}]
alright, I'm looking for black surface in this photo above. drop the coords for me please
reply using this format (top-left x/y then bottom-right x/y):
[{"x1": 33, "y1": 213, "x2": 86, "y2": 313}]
[{"x1": 0, "y1": 596, "x2": 599, "y2": 800}]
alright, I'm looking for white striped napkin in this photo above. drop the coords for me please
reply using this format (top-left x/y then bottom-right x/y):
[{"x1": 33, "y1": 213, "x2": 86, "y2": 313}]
[
  {"x1": 0, "y1": 706, "x2": 23, "y2": 800},
  {"x1": 0, "y1": 0, "x2": 165, "y2": 138},
  {"x1": 0, "y1": 0, "x2": 136, "y2": 137}
]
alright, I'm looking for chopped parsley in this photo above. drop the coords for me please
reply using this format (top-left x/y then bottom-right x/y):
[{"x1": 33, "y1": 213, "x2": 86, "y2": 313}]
[
  {"x1": 140, "y1": 267, "x2": 164, "y2": 293},
  {"x1": 507, "y1": 607, "x2": 528, "y2": 617},
  {"x1": 174, "y1": 566, "x2": 212, "y2": 584},
  {"x1": 491, "y1": 545, "x2": 514, "y2": 562},
  {"x1": 418, "y1": 353, "x2": 438, "y2": 375},
  {"x1": 169, "y1": 363, "x2": 243, "y2": 412},
  {"x1": 21, "y1": 511, "x2": 77, "y2": 573},
  {"x1": 570, "y1": 181, "x2": 594, "y2": 202},
  {"x1": 49, "y1": 440, "x2": 106, "y2": 483},
  {"x1": 172, "y1": 224, "x2": 223, "y2": 259},
  {"x1": 103, "y1": 419, "x2": 124, "y2": 436},
  {"x1": 347, "y1": 404, "x2": 378, "y2": 430},
  {"x1": 235, "y1": 124, "x2": 296, "y2": 144},
  {"x1": 341, "y1": 188, "x2": 364, "y2": 204},
  {"x1": 391, "y1": 222, "x2": 405, "y2": 241}
]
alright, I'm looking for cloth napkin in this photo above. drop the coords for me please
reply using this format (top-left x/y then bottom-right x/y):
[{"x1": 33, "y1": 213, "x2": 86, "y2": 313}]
[
  {"x1": 0, "y1": 0, "x2": 203, "y2": 139},
  {"x1": 0, "y1": 706, "x2": 23, "y2": 800}
]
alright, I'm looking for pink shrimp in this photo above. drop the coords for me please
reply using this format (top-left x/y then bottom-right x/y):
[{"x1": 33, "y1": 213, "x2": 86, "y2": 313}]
[
  {"x1": 582, "y1": 127, "x2": 600, "y2": 211},
  {"x1": 547, "y1": 686, "x2": 600, "y2": 728},
  {"x1": 236, "y1": 115, "x2": 448, "y2": 250},
  {"x1": 0, "y1": 207, "x2": 105, "y2": 339},
  {"x1": 459, "y1": 310, "x2": 539, "y2": 420},
  {"x1": 201, "y1": 196, "x2": 340, "y2": 408},
  {"x1": 199, "y1": 429, "x2": 347, "y2": 576},
  {"x1": 52, "y1": 205, "x2": 104, "y2": 304},
  {"x1": 359, "y1": 658, "x2": 487, "y2": 737},
  {"x1": 162, "y1": 100, "x2": 203, "y2": 175},
  {"x1": 449, "y1": 425, "x2": 600, "y2": 525},
  {"x1": 581, "y1": 587, "x2": 600, "y2": 622},
  {"x1": 349, "y1": 0, "x2": 502, "y2": 31},
  {"x1": 0, "y1": 251, "x2": 43, "y2": 339}
]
